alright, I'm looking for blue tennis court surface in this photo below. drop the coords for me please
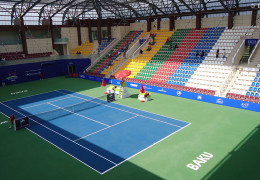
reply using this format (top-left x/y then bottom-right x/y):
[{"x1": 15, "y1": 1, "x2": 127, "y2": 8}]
[{"x1": 0, "y1": 89, "x2": 190, "y2": 174}]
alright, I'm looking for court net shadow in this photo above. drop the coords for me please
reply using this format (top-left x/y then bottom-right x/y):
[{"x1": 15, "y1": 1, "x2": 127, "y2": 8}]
[{"x1": 202, "y1": 124, "x2": 260, "y2": 180}]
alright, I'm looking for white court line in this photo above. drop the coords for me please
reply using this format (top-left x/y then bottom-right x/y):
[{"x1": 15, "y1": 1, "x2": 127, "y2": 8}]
[
  {"x1": 61, "y1": 89, "x2": 191, "y2": 124},
  {"x1": 74, "y1": 115, "x2": 138, "y2": 142},
  {"x1": 2, "y1": 89, "x2": 65, "y2": 103},
  {"x1": 57, "y1": 90, "x2": 182, "y2": 128},
  {"x1": 47, "y1": 102, "x2": 109, "y2": 127},
  {"x1": 17, "y1": 96, "x2": 72, "y2": 110},
  {"x1": 100, "y1": 122, "x2": 191, "y2": 174},
  {"x1": 1, "y1": 90, "x2": 192, "y2": 174},
  {"x1": 0, "y1": 102, "x2": 117, "y2": 168}
]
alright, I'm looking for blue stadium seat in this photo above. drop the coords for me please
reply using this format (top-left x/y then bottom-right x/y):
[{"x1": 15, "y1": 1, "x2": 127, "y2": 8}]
[{"x1": 246, "y1": 92, "x2": 250, "y2": 96}]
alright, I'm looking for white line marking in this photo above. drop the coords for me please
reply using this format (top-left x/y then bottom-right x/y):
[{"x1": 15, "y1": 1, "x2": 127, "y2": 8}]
[
  {"x1": 18, "y1": 96, "x2": 73, "y2": 110},
  {"x1": 61, "y1": 89, "x2": 190, "y2": 124},
  {"x1": 100, "y1": 122, "x2": 191, "y2": 174},
  {"x1": 25, "y1": 128, "x2": 103, "y2": 174},
  {"x1": 2, "y1": 89, "x2": 65, "y2": 103},
  {"x1": 74, "y1": 115, "x2": 138, "y2": 142},
  {"x1": 0, "y1": 121, "x2": 8, "y2": 125},
  {"x1": 47, "y1": 102, "x2": 109, "y2": 127},
  {"x1": 0, "y1": 102, "x2": 117, "y2": 167},
  {"x1": 1, "y1": 90, "x2": 191, "y2": 174},
  {"x1": 57, "y1": 90, "x2": 182, "y2": 128}
]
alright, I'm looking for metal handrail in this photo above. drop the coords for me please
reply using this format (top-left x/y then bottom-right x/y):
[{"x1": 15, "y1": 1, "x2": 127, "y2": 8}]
[
  {"x1": 232, "y1": 39, "x2": 245, "y2": 64},
  {"x1": 248, "y1": 40, "x2": 260, "y2": 64}
]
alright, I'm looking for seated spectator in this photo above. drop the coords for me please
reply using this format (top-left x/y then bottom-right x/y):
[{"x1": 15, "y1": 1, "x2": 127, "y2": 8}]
[
  {"x1": 223, "y1": 49, "x2": 226, "y2": 59},
  {"x1": 140, "y1": 49, "x2": 143, "y2": 54},
  {"x1": 169, "y1": 44, "x2": 173, "y2": 50},
  {"x1": 216, "y1": 49, "x2": 219, "y2": 58},
  {"x1": 1, "y1": 57, "x2": 6, "y2": 62},
  {"x1": 166, "y1": 37, "x2": 170, "y2": 43},
  {"x1": 174, "y1": 43, "x2": 178, "y2": 49},
  {"x1": 201, "y1": 50, "x2": 205, "y2": 57},
  {"x1": 196, "y1": 50, "x2": 199, "y2": 57}
]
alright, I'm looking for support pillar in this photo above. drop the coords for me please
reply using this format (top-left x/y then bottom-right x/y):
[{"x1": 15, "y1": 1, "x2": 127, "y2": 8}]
[
  {"x1": 228, "y1": 12, "x2": 234, "y2": 29},
  {"x1": 76, "y1": 18, "x2": 82, "y2": 45},
  {"x1": 97, "y1": 18, "x2": 102, "y2": 44},
  {"x1": 87, "y1": 19, "x2": 92, "y2": 43},
  {"x1": 157, "y1": 18, "x2": 161, "y2": 30},
  {"x1": 107, "y1": 18, "x2": 112, "y2": 40},
  {"x1": 20, "y1": 17, "x2": 28, "y2": 55},
  {"x1": 196, "y1": 14, "x2": 201, "y2": 30},
  {"x1": 169, "y1": 16, "x2": 175, "y2": 31},
  {"x1": 147, "y1": 18, "x2": 151, "y2": 32},
  {"x1": 251, "y1": 9, "x2": 257, "y2": 26},
  {"x1": 49, "y1": 18, "x2": 55, "y2": 49}
]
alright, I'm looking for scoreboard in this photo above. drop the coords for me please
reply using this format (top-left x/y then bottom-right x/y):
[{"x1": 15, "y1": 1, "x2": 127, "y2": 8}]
[{"x1": 14, "y1": 117, "x2": 29, "y2": 131}]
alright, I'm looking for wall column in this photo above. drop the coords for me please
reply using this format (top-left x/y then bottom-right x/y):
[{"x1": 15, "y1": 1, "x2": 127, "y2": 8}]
[
  {"x1": 76, "y1": 18, "x2": 82, "y2": 45},
  {"x1": 157, "y1": 18, "x2": 161, "y2": 30},
  {"x1": 147, "y1": 18, "x2": 151, "y2": 32},
  {"x1": 49, "y1": 18, "x2": 55, "y2": 49},
  {"x1": 251, "y1": 9, "x2": 258, "y2": 26},
  {"x1": 169, "y1": 16, "x2": 175, "y2": 31},
  {"x1": 196, "y1": 14, "x2": 201, "y2": 30},
  {"x1": 20, "y1": 17, "x2": 28, "y2": 55},
  {"x1": 107, "y1": 18, "x2": 112, "y2": 40},
  {"x1": 97, "y1": 18, "x2": 102, "y2": 44},
  {"x1": 87, "y1": 19, "x2": 92, "y2": 43},
  {"x1": 228, "y1": 12, "x2": 234, "y2": 29}
]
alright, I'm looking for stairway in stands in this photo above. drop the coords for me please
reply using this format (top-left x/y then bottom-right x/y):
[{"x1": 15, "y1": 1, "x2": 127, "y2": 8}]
[
  {"x1": 86, "y1": 31, "x2": 142, "y2": 76},
  {"x1": 116, "y1": 30, "x2": 174, "y2": 78}
]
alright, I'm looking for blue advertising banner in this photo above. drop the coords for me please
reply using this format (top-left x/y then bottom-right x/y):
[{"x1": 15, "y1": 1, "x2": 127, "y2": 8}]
[
  {"x1": 80, "y1": 74, "x2": 260, "y2": 113},
  {"x1": 0, "y1": 58, "x2": 90, "y2": 86},
  {"x1": 245, "y1": 39, "x2": 259, "y2": 46}
]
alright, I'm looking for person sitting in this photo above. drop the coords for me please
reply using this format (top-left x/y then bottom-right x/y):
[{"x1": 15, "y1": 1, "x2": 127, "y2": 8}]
[
  {"x1": 169, "y1": 44, "x2": 173, "y2": 50},
  {"x1": 174, "y1": 43, "x2": 178, "y2": 49},
  {"x1": 223, "y1": 49, "x2": 226, "y2": 59},
  {"x1": 78, "y1": 51, "x2": 81, "y2": 55},
  {"x1": 166, "y1": 37, "x2": 170, "y2": 43},
  {"x1": 140, "y1": 49, "x2": 143, "y2": 54},
  {"x1": 201, "y1": 50, "x2": 205, "y2": 57},
  {"x1": 216, "y1": 49, "x2": 219, "y2": 58},
  {"x1": 147, "y1": 46, "x2": 152, "y2": 51},
  {"x1": 196, "y1": 50, "x2": 199, "y2": 57}
]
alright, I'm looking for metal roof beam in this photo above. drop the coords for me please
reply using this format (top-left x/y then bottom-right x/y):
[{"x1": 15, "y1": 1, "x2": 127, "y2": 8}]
[
  {"x1": 218, "y1": 0, "x2": 231, "y2": 12},
  {"x1": 178, "y1": 0, "x2": 196, "y2": 15}
]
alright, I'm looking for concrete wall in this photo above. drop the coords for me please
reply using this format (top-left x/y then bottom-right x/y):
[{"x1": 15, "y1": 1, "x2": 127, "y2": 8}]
[
  {"x1": 61, "y1": 27, "x2": 78, "y2": 52},
  {"x1": 234, "y1": 15, "x2": 251, "y2": 27},
  {"x1": 111, "y1": 26, "x2": 130, "y2": 39},
  {"x1": 202, "y1": 16, "x2": 228, "y2": 28},
  {"x1": 80, "y1": 27, "x2": 89, "y2": 43},
  {"x1": 26, "y1": 38, "x2": 52, "y2": 54},
  {"x1": 0, "y1": 44, "x2": 23, "y2": 53}
]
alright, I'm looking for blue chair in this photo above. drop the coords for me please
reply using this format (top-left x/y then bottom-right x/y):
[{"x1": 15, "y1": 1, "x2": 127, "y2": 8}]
[
  {"x1": 251, "y1": 92, "x2": 255, "y2": 96},
  {"x1": 249, "y1": 87, "x2": 253, "y2": 91},
  {"x1": 258, "y1": 88, "x2": 260, "y2": 92},
  {"x1": 252, "y1": 82, "x2": 256, "y2": 86},
  {"x1": 254, "y1": 87, "x2": 258, "y2": 92},
  {"x1": 255, "y1": 93, "x2": 259, "y2": 97},
  {"x1": 254, "y1": 77, "x2": 258, "y2": 81},
  {"x1": 257, "y1": 83, "x2": 260, "y2": 87},
  {"x1": 246, "y1": 92, "x2": 250, "y2": 96}
]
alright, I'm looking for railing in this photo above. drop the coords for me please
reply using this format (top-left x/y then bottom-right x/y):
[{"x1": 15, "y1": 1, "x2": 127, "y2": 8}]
[
  {"x1": 54, "y1": 38, "x2": 69, "y2": 43},
  {"x1": 105, "y1": 56, "x2": 128, "y2": 78},
  {"x1": 85, "y1": 38, "x2": 120, "y2": 72},
  {"x1": 126, "y1": 32, "x2": 149, "y2": 58},
  {"x1": 232, "y1": 39, "x2": 245, "y2": 64},
  {"x1": 248, "y1": 40, "x2": 260, "y2": 64},
  {"x1": 131, "y1": 33, "x2": 150, "y2": 59},
  {"x1": 0, "y1": 40, "x2": 22, "y2": 45}
]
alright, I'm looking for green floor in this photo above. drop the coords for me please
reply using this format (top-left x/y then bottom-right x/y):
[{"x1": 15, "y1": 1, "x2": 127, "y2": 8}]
[{"x1": 0, "y1": 77, "x2": 259, "y2": 180}]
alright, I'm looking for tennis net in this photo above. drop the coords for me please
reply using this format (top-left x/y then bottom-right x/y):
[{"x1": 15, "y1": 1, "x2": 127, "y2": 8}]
[{"x1": 25, "y1": 95, "x2": 108, "y2": 122}]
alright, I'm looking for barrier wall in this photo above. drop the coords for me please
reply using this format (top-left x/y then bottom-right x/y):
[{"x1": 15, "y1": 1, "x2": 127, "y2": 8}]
[
  {"x1": 79, "y1": 74, "x2": 260, "y2": 113},
  {"x1": 0, "y1": 59, "x2": 91, "y2": 85}
]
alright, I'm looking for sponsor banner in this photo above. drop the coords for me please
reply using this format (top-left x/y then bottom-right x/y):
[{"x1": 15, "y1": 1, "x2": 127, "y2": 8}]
[
  {"x1": 81, "y1": 74, "x2": 260, "y2": 113},
  {"x1": 245, "y1": 39, "x2": 259, "y2": 46}
]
